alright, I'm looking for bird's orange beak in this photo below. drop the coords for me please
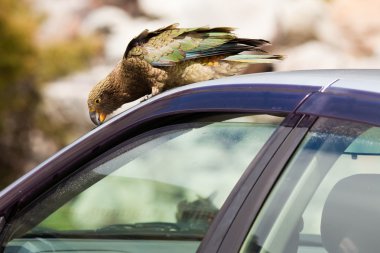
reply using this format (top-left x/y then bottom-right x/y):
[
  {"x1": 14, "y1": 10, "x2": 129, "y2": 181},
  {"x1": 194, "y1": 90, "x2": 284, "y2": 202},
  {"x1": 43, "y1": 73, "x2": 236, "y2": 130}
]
[{"x1": 89, "y1": 109, "x2": 107, "y2": 126}]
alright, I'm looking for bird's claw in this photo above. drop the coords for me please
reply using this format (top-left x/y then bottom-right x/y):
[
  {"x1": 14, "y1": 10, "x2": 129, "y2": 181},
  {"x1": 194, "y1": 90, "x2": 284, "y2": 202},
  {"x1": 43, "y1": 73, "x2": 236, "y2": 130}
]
[{"x1": 140, "y1": 94, "x2": 153, "y2": 102}]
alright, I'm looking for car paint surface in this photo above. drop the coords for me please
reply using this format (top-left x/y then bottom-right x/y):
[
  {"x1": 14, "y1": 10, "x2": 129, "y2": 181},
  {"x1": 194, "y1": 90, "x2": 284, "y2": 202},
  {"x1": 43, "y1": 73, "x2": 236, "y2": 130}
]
[{"x1": 1, "y1": 69, "x2": 380, "y2": 253}]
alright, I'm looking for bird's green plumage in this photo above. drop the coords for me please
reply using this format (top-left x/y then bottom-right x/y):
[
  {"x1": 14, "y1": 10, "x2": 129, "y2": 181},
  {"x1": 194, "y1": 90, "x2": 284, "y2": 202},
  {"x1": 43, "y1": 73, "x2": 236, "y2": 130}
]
[
  {"x1": 125, "y1": 24, "x2": 276, "y2": 66},
  {"x1": 88, "y1": 23, "x2": 283, "y2": 125}
]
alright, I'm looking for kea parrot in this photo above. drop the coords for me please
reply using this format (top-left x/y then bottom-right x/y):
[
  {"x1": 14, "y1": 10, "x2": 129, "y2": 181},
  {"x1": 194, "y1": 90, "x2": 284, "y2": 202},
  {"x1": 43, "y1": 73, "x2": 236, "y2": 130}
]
[{"x1": 88, "y1": 23, "x2": 283, "y2": 125}]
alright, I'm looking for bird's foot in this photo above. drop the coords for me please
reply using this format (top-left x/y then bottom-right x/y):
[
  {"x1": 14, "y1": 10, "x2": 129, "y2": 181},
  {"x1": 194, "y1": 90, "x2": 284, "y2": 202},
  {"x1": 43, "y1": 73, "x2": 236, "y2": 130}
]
[
  {"x1": 140, "y1": 94, "x2": 153, "y2": 102},
  {"x1": 151, "y1": 85, "x2": 162, "y2": 96}
]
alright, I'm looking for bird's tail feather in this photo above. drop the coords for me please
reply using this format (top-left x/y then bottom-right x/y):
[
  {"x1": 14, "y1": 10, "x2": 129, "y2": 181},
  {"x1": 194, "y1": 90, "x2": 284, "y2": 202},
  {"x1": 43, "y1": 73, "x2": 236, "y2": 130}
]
[{"x1": 223, "y1": 54, "x2": 284, "y2": 64}]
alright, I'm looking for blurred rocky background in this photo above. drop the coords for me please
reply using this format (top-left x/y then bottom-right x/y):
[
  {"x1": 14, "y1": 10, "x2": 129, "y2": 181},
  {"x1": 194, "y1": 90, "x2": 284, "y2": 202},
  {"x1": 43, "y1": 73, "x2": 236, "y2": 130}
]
[{"x1": 1, "y1": 0, "x2": 380, "y2": 189}]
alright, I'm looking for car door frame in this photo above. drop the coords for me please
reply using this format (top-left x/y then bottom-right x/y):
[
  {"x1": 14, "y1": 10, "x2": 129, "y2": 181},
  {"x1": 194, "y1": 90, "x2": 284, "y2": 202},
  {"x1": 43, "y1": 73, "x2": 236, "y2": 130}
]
[
  {"x1": 210, "y1": 114, "x2": 316, "y2": 253},
  {"x1": 213, "y1": 86, "x2": 380, "y2": 253},
  {"x1": 0, "y1": 83, "x2": 321, "y2": 249}
]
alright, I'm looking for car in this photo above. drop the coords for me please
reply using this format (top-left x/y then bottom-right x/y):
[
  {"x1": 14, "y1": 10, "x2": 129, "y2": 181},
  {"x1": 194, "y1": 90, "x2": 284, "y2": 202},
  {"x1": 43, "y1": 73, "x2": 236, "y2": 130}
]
[{"x1": 1, "y1": 69, "x2": 380, "y2": 253}]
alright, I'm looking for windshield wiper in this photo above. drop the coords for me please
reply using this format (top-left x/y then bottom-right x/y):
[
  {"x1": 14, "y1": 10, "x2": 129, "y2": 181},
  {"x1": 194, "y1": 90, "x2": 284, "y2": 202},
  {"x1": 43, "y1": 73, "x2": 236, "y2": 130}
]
[
  {"x1": 23, "y1": 222, "x2": 205, "y2": 240},
  {"x1": 96, "y1": 222, "x2": 181, "y2": 233},
  {"x1": 95, "y1": 222, "x2": 205, "y2": 239}
]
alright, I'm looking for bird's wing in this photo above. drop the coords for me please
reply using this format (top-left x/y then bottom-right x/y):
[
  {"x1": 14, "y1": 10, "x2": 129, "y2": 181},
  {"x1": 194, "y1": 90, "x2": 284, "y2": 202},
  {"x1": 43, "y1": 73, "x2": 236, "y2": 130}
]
[{"x1": 124, "y1": 24, "x2": 270, "y2": 67}]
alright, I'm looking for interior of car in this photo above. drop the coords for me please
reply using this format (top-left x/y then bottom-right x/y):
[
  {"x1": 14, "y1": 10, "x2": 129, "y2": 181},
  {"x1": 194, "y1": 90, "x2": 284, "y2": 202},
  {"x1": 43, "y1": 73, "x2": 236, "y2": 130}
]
[{"x1": 241, "y1": 117, "x2": 380, "y2": 253}]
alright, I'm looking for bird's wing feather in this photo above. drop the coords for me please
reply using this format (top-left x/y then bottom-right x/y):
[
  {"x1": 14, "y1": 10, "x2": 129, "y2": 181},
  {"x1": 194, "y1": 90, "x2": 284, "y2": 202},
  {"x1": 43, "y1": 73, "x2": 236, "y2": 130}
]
[
  {"x1": 124, "y1": 24, "x2": 270, "y2": 67},
  {"x1": 223, "y1": 54, "x2": 284, "y2": 63}
]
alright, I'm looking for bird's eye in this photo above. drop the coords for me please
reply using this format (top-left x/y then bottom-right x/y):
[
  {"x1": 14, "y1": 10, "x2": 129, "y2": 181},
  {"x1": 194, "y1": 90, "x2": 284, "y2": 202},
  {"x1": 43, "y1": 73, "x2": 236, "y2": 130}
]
[{"x1": 95, "y1": 99, "x2": 100, "y2": 104}]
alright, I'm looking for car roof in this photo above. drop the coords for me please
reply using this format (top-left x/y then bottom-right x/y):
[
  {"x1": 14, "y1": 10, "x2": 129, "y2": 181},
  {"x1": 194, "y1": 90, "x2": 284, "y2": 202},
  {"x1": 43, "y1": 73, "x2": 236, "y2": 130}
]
[{"x1": 179, "y1": 69, "x2": 380, "y2": 93}]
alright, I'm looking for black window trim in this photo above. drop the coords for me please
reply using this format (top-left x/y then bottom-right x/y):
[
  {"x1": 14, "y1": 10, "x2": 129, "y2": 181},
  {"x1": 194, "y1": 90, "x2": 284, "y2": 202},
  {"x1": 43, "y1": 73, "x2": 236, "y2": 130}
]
[
  {"x1": 197, "y1": 113, "x2": 310, "y2": 253},
  {"x1": 210, "y1": 114, "x2": 317, "y2": 253}
]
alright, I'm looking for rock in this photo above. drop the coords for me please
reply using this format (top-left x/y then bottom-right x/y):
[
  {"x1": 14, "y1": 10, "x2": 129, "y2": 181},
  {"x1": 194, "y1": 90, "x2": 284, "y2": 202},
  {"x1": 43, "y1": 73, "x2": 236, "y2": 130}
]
[
  {"x1": 80, "y1": 5, "x2": 169, "y2": 62},
  {"x1": 327, "y1": 0, "x2": 380, "y2": 56},
  {"x1": 276, "y1": 41, "x2": 347, "y2": 71},
  {"x1": 34, "y1": 0, "x2": 91, "y2": 43},
  {"x1": 139, "y1": 0, "x2": 279, "y2": 40},
  {"x1": 274, "y1": 0, "x2": 327, "y2": 46},
  {"x1": 80, "y1": 5, "x2": 135, "y2": 62},
  {"x1": 42, "y1": 64, "x2": 140, "y2": 129},
  {"x1": 42, "y1": 65, "x2": 113, "y2": 128},
  {"x1": 80, "y1": 5, "x2": 134, "y2": 34}
]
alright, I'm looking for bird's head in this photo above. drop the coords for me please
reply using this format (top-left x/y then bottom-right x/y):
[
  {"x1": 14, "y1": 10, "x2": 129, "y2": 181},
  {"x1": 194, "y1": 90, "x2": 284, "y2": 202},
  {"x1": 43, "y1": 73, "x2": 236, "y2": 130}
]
[{"x1": 87, "y1": 78, "x2": 127, "y2": 126}]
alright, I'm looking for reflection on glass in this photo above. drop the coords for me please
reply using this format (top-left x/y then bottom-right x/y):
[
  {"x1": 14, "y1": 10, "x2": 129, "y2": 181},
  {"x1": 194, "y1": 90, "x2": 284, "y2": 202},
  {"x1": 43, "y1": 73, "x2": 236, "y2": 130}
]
[
  {"x1": 41, "y1": 117, "x2": 281, "y2": 231},
  {"x1": 5, "y1": 114, "x2": 284, "y2": 253},
  {"x1": 240, "y1": 118, "x2": 380, "y2": 253}
]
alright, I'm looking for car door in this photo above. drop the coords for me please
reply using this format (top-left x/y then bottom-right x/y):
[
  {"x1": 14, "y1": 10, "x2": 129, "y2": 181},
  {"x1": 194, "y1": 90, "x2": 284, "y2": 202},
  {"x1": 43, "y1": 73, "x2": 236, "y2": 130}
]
[
  {"x1": 0, "y1": 82, "x2": 322, "y2": 253},
  {"x1": 1, "y1": 112, "x2": 301, "y2": 253},
  {"x1": 217, "y1": 84, "x2": 380, "y2": 253}
]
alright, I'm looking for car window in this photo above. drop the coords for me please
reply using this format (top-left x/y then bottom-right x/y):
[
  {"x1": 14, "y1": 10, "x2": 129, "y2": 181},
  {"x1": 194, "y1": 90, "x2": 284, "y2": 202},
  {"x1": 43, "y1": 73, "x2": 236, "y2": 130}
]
[
  {"x1": 4, "y1": 114, "x2": 284, "y2": 253},
  {"x1": 240, "y1": 118, "x2": 380, "y2": 253}
]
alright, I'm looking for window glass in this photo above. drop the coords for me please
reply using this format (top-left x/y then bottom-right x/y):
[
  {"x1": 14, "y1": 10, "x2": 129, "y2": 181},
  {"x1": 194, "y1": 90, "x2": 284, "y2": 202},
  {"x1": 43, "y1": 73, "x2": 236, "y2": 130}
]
[
  {"x1": 240, "y1": 118, "x2": 380, "y2": 253},
  {"x1": 5, "y1": 114, "x2": 283, "y2": 253}
]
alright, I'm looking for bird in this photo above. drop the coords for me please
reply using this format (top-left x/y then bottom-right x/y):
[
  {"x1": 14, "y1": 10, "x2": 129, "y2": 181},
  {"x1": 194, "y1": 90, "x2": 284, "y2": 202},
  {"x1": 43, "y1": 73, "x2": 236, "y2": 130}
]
[{"x1": 88, "y1": 23, "x2": 283, "y2": 125}]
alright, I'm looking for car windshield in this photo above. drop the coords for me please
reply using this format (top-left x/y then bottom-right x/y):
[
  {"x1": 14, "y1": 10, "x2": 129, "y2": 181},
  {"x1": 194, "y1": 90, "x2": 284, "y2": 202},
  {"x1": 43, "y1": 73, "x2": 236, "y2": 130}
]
[{"x1": 4, "y1": 114, "x2": 284, "y2": 253}]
